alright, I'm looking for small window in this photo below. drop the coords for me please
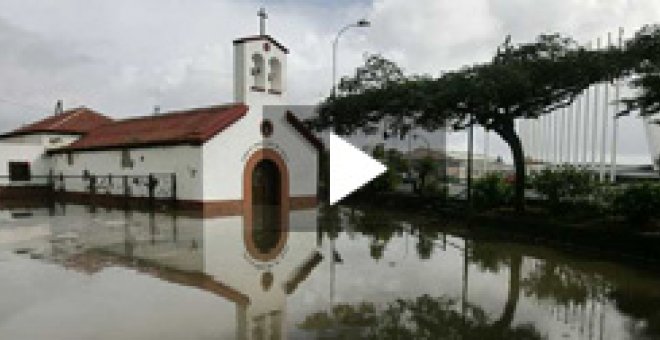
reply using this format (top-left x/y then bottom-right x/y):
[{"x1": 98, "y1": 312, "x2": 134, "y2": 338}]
[
  {"x1": 8, "y1": 162, "x2": 31, "y2": 182},
  {"x1": 251, "y1": 53, "x2": 266, "y2": 91},
  {"x1": 67, "y1": 152, "x2": 74, "y2": 166},
  {"x1": 268, "y1": 57, "x2": 282, "y2": 94},
  {"x1": 121, "y1": 149, "x2": 133, "y2": 169}
]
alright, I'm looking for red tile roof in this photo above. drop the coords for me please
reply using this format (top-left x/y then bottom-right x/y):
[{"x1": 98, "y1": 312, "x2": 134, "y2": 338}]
[
  {"x1": 1, "y1": 107, "x2": 113, "y2": 138},
  {"x1": 55, "y1": 104, "x2": 248, "y2": 152}
]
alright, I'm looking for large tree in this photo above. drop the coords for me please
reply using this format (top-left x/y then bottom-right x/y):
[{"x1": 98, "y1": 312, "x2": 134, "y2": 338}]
[
  {"x1": 310, "y1": 34, "x2": 626, "y2": 212},
  {"x1": 621, "y1": 25, "x2": 660, "y2": 116}
]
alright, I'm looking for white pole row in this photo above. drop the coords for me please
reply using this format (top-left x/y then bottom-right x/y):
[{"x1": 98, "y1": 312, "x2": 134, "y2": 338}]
[{"x1": 515, "y1": 28, "x2": 623, "y2": 183}]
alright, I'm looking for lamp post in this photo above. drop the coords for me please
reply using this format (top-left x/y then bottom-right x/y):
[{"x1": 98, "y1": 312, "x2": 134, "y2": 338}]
[
  {"x1": 329, "y1": 20, "x2": 368, "y2": 315},
  {"x1": 332, "y1": 19, "x2": 370, "y2": 96}
]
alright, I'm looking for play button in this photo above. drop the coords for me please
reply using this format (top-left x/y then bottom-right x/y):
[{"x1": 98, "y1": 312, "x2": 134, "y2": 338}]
[{"x1": 330, "y1": 133, "x2": 387, "y2": 205}]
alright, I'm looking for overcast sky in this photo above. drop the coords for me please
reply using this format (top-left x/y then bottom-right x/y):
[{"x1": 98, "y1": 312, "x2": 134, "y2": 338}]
[{"x1": 1, "y1": 0, "x2": 659, "y2": 163}]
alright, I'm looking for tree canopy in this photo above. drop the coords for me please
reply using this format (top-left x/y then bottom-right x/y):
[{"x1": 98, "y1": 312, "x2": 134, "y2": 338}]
[{"x1": 309, "y1": 28, "x2": 653, "y2": 212}]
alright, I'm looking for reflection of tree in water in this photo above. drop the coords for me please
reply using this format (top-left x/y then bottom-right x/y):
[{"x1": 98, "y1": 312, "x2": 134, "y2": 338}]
[
  {"x1": 611, "y1": 285, "x2": 660, "y2": 339},
  {"x1": 298, "y1": 295, "x2": 543, "y2": 340},
  {"x1": 318, "y1": 205, "x2": 343, "y2": 242},
  {"x1": 467, "y1": 242, "x2": 524, "y2": 329},
  {"x1": 318, "y1": 206, "x2": 660, "y2": 338},
  {"x1": 415, "y1": 228, "x2": 442, "y2": 260},
  {"x1": 521, "y1": 260, "x2": 611, "y2": 307},
  {"x1": 319, "y1": 206, "x2": 445, "y2": 261},
  {"x1": 343, "y1": 208, "x2": 406, "y2": 261}
]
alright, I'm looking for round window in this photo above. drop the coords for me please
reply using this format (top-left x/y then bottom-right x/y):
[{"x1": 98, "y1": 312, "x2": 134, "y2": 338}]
[{"x1": 261, "y1": 120, "x2": 274, "y2": 138}]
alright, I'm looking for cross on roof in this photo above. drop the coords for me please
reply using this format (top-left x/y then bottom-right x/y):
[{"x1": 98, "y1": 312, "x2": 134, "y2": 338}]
[{"x1": 258, "y1": 7, "x2": 268, "y2": 35}]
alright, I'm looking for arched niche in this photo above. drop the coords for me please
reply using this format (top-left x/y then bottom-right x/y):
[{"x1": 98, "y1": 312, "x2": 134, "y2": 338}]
[
  {"x1": 268, "y1": 57, "x2": 282, "y2": 94},
  {"x1": 242, "y1": 149, "x2": 290, "y2": 262},
  {"x1": 251, "y1": 53, "x2": 266, "y2": 90}
]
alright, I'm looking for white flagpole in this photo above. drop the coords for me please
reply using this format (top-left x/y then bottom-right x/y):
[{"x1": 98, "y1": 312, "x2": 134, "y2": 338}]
[
  {"x1": 575, "y1": 96, "x2": 581, "y2": 165},
  {"x1": 560, "y1": 107, "x2": 566, "y2": 164},
  {"x1": 567, "y1": 102, "x2": 572, "y2": 165},
  {"x1": 554, "y1": 110, "x2": 559, "y2": 166},
  {"x1": 484, "y1": 127, "x2": 490, "y2": 173},
  {"x1": 583, "y1": 76, "x2": 591, "y2": 168},
  {"x1": 610, "y1": 28, "x2": 623, "y2": 183},
  {"x1": 541, "y1": 116, "x2": 546, "y2": 163},
  {"x1": 582, "y1": 41, "x2": 591, "y2": 170},
  {"x1": 547, "y1": 114, "x2": 552, "y2": 164},
  {"x1": 539, "y1": 116, "x2": 544, "y2": 163},
  {"x1": 536, "y1": 119, "x2": 541, "y2": 162},
  {"x1": 592, "y1": 37, "x2": 601, "y2": 173},
  {"x1": 536, "y1": 118, "x2": 541, "y2": 164},
  {"x1": 599, "y1": 33, "x2": 612, "y2": 182},
  {"x1": 522, "y1": 119, "x2": 528, "y2": 163},
  {"x1": 529, "y1": 119, "x2": 538, "y2": 161}
]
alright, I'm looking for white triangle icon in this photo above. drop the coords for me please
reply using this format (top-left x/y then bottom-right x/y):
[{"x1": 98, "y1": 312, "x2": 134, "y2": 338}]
[{"x1": 330, "y1": 133, "x2": 387, "y2": 205}]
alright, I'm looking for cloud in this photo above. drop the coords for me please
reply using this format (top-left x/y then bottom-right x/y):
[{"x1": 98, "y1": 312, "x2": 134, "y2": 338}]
[{"x1": 0, "y1": 0, "x2": 658, "y2": 163}]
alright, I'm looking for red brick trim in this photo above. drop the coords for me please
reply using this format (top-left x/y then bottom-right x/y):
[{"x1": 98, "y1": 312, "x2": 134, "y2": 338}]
[
  {"x1": 1, "y1": 187, "x2": 316, "y2": 218},
  {"x1": 242, "y1": 148, "x2": 290, "y2": 213},
  {"x1": 290, "y1": 195, "x2": 318, "y2": 210},
  {"x1": 241, "y1": 148, "x2": 291, "y2": 261}
]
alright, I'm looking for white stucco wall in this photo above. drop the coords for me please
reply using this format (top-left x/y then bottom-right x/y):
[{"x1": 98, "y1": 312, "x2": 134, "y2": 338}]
[
  {"x1": 234, "y1": 38, "x2": 287, "y2": 105},
  {"x1": 0, "y1": 143, "x2": 51, "y2": 186},
  {"x1": 0, "y1": 133, "x2": 80, "y2": 149},
  {"x1": 50, "y1": 146, "x2": 203, "y2": 200},
  {"x1": 201, "y1": 105, "x2": 318, "y2": 201},
  {"x1": 204, "y1": 36, "x2": 315, "y2": 202}
]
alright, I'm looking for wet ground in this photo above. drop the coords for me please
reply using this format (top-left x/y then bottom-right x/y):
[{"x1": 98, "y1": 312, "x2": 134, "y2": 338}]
[{"x1": 0, "y1": 203, "x2": 659, "y2": 339}]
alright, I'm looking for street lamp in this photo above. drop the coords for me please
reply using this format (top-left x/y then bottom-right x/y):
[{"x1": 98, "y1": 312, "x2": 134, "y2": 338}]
[{"x1": 332, "y1": 19, "x2": 370, "y2": 96}]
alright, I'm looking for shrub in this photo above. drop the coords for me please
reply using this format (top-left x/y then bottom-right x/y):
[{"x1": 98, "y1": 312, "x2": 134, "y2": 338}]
[
  {"x1": 420, "y1": 181, "x2": 447, "y2": 199},
  {"x1": 613, "y1": 182, "x2": 660, "y2": 228},
  {"x1": 530, "y1": 166, "x2": 594, "y2": 209},
  {"x1": 472, "y1": 173, "x2": 513, "y2": 209},
  {"x1": 361, "y1": 145, "x2": 405, "y2": 193}
]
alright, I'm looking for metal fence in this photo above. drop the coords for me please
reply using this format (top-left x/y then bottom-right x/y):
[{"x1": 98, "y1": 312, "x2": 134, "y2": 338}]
[{"x1": 0, "y1": 173, "x2": 177, "y2": 207}]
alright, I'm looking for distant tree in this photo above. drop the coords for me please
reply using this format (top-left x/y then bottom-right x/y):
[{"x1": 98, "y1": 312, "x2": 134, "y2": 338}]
[
  {"x1": 365, "y1": 144, "x2": 406, "y2": 193},
  {"x1": 413, "y1": 155, "x2": 438, "y2": 194}
]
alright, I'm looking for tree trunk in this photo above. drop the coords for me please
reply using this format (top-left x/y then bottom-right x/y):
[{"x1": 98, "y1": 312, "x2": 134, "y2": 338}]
[
  {"x1": 494, "y1": 124, "x2": 526, "y2": 213},
  {"x1": 495, "y1": 255, "x2": 522, "y2": 329}
]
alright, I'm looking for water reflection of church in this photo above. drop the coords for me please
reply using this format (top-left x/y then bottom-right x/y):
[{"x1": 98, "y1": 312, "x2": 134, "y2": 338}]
[{"x1": 47, "y1": 203, "x2": 321, "y2": 340}]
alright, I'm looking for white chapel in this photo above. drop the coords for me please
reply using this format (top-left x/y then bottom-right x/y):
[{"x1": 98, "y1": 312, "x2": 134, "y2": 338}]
[{"x1": 0, "y1": 9, "x2": 322, "y2": 216}]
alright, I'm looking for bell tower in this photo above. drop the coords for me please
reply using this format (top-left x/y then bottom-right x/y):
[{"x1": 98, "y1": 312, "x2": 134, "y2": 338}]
[{"x1": 233, "y1": 8, "x2": 288, "y2": 106}]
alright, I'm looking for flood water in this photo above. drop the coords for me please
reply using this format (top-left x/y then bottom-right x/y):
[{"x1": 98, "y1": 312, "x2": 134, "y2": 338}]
[{"x1": 0, "y1": 203, "x2": 659, "y2": 340}]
